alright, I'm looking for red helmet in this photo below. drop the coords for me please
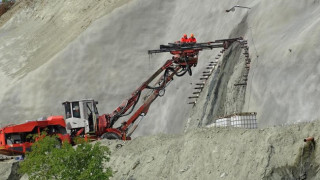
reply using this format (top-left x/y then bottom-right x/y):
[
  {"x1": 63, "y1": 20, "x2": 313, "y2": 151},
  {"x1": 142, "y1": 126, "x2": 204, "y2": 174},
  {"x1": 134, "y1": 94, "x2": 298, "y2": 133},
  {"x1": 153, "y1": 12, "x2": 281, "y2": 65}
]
[
  {"x1": 190, "y1": 33, "x2": 194, "y2": 38},
  {"x1": 183, "y1": 34, "x2": 187, "y2": 38}
]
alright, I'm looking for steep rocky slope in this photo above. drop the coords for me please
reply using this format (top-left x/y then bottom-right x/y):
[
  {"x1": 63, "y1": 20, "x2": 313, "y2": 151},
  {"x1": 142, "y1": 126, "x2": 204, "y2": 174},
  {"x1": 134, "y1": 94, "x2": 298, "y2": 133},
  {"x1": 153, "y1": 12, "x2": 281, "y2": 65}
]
[
  {"x1": 0, "y1": 0, "x2": 131, "y2": 126},
  {"x1": 0, "y1": 0, "x2": 320, "y2": 179},
  {"x1": 186, "y1": 42, "x2": 248, "y2": 130},
  {"x1": 1, "y1": 0, "x2": 319, "y2": 137}
]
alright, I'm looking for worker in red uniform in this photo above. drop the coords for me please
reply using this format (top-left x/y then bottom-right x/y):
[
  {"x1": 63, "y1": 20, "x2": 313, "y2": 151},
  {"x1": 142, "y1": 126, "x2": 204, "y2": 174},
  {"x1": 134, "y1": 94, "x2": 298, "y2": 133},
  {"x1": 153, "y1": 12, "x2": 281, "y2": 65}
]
[
  {"x1": 180, "y1": 34, "x2": 188, "y2": 43},
  {"x1": 187, "y1": 33, "x2": 197, "y2": 43}
]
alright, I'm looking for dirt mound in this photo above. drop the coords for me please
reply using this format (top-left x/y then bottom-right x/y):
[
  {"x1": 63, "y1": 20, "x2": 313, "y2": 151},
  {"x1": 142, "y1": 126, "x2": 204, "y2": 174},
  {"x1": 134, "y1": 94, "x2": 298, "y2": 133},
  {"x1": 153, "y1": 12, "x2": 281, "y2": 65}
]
[{"x1": 103, "y1": 120, "x2": 320, "y2": 180}]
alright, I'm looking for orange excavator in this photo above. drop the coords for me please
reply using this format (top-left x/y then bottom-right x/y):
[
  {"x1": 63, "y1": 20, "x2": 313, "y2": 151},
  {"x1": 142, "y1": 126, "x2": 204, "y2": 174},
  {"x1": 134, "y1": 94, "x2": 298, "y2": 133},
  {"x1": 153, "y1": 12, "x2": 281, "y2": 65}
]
[{"x1": 62, "y1": 38, "x2": 243, "y2": 140}]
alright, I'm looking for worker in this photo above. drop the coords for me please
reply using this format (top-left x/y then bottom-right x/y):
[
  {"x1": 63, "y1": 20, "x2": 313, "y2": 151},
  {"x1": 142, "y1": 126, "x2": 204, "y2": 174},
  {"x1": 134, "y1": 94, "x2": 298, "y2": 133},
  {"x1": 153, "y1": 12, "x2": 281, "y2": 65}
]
[
  {"x1": 66, "y1": 111, "x2": 71, "y2": 118},
  {"x1": 73, "y1": 106, "x2": 80, "y2": 118},
  {"x1": 180, "y1": 34, "x2": 188, "y2": 43},
  {"x1": 188, "y1": 33, "x2": 197, "y2": 43}
]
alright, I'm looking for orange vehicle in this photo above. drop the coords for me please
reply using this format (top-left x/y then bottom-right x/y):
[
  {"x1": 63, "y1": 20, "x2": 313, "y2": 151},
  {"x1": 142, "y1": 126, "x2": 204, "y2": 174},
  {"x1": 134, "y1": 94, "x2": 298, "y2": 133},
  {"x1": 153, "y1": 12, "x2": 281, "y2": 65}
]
[{"x1": 0, "y1": 116, "x2": 70, "y2": 156}]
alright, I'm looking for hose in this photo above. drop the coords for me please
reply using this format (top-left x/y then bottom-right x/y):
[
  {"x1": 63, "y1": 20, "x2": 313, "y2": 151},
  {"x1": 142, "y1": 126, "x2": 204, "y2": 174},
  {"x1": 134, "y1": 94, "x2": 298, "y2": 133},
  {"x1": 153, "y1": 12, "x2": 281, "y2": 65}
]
[
  {"x1": 175, "y1": 68, "x2": 188, "y2": 76},
  {"x1": 119, "y1": 91, "x2": 142, "y2": 117},
  {"x1": 159, "y1": 89, "x2": 165, "y2": 97},
  {"x1": 146, "y1": 67, "x2": 175, "y2": 90}
]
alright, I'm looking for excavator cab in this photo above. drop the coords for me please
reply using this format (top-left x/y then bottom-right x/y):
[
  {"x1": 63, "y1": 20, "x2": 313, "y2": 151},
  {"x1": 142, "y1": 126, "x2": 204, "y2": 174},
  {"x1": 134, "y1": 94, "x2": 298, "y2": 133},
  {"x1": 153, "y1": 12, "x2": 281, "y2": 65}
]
[{"x1": 62, "y1": 99, "x2": 99, "y2": 136}]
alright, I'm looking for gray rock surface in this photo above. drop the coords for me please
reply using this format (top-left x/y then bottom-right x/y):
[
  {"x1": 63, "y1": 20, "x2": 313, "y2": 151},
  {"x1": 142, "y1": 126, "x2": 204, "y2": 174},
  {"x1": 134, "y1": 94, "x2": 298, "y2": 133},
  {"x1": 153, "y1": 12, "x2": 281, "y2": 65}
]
[
  {"x1": 186, "y1": 42, "x2": 248, "y2": 130},
  {"x1": 1, "y1": 0, "x2": 319, "y2": 136},
  {"x1": 0, "y1": 160, "x2": 21, "y2": 180},
  {"x1": 0, "y1": 160, "x2": 13, "y2": 180}
]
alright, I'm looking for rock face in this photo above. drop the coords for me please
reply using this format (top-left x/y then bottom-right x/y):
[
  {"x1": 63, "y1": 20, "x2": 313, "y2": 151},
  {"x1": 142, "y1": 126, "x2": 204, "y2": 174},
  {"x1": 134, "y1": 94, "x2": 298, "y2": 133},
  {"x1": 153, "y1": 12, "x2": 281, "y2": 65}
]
[
  {"x1": 0, "y1": 160, "x2": 21, "y2": 180},
  {"x1": 186, "y1": 42, "x2": 248, "y2": 130},
  {"x1": 0, "y1": 0, "x2": 319, "y2": 136},
  {"x1": 0, "y1": 160, "x2": 13, "y2": 180}
]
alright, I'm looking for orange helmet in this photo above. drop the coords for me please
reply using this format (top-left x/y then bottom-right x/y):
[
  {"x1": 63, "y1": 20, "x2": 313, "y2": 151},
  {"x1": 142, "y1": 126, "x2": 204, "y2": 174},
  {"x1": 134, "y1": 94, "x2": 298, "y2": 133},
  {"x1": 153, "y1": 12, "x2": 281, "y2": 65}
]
[
  {"x1": 183, "y1": 34, "x2": 187, "y2": 38},
  {"x1": 190, "y1": 33, "x2": 194, "y2": 38}
]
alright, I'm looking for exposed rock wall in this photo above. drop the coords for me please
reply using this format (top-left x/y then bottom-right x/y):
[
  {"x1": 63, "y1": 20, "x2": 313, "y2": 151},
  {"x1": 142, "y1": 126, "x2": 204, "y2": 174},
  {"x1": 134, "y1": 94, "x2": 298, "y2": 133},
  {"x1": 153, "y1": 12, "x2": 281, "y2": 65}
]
[
  {"x1": 1, "y1": 0, "x2": 319, "y2": 136},
  {"x1": 186, "y1": 41, "x2": 248, "y2": 130},
  {"x1": 0, "y1": 160, "x2": 21, "y2": 180},
  {"x1": 0, "y1": 0, "x2": 248, "y2": 136}
]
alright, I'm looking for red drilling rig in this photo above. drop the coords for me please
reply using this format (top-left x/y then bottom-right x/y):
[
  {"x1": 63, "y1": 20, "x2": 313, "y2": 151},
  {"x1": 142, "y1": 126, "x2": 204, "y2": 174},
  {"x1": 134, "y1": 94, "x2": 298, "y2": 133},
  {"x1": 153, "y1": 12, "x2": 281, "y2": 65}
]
[
  {"x1": 0, "y1": 37, "x2": 246, "y2": 156},
  {"x1": 62, "y1": 38, "x2": 242, "y2": 140}
]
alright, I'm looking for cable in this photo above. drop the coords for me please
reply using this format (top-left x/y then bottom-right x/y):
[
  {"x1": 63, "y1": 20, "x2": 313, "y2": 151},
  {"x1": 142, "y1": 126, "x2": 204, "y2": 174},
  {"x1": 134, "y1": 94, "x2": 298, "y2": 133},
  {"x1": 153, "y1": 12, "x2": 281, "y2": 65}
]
[
  {"x1": 159, "y1": 89, "x2": 165, "y2": 97},
  {"x1": 146, "y1": 67, "x2": 175, "y2": 90},
  {"x1": 148, "y1": 54, "x2": 151, "y2": 74},
  {"x1": 249, "y1": 26, "x2": 259, "y2": 58},
  {"x1": 120, "y1": 91, "x2": 142, "y2": 117},
  {"x1": 176, "y1": 68, "x2": 188, "y2": 76},
  {"x1": 246, "y1": 23, "x2": 260, "y2": 112},
  {"x1": 111, "y1": 91, "x2": 142, "y2": 124}
]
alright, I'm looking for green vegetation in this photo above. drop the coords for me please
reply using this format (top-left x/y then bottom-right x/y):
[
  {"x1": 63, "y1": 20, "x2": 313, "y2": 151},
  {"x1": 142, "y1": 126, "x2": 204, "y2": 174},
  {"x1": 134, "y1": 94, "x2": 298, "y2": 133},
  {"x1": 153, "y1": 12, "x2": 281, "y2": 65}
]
[{"x1": 19, "y1": 134, "x2": 112, "y2": 180}]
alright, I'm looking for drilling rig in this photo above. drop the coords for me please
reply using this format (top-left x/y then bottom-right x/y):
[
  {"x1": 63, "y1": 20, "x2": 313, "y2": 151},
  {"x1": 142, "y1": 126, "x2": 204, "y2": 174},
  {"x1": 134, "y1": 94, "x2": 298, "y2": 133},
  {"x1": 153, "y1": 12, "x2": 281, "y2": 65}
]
[{"x1": 62, "y1": 38, "x2": 243, "y2": 140}]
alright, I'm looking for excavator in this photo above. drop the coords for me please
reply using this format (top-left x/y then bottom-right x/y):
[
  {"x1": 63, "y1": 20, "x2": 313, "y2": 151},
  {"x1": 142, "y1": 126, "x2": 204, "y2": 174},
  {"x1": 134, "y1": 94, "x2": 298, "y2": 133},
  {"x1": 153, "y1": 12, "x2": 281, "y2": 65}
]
[{"x1": 62, "y1": 37, "x2": 243, "y2": 140}]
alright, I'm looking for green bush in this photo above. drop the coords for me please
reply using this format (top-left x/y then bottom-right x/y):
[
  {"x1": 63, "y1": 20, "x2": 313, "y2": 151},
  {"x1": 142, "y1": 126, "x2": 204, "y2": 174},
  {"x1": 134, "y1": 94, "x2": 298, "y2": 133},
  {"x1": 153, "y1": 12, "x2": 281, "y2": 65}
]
[{"x1": 19, "y1": 135, "x2": 112, "y2": 180}]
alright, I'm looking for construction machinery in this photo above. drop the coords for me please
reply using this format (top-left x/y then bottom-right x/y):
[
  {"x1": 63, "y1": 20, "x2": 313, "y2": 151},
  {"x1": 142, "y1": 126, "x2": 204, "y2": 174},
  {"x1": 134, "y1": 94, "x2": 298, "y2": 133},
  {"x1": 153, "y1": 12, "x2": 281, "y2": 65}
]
[
  {"x1": 0, "y1": 116, "x2": 70, "y2": 156},
  {"x1": 63, "y1": 38, "x2": 243, "y2": 140}
]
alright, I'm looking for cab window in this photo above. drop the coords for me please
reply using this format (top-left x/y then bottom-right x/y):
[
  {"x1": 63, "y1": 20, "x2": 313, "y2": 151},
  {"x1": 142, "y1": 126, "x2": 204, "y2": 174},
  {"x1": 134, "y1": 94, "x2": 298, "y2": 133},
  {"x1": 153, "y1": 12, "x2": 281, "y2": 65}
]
[
  {"x1": 72, "y1": 102, "x2": 80, "y2": 118},
  {"x1": 64, "y1": 102, "x2": 71, "y2": 119}
]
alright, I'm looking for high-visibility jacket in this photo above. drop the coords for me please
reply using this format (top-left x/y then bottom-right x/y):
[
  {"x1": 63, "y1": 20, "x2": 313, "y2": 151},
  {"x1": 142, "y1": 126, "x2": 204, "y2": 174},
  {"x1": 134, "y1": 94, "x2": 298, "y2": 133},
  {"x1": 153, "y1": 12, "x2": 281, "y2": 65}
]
[
  {"x1": 187, "y1": 37, "x2": 197, "y2": 43},
  {"x1": 180, "y1": 37, "x2": 188, "y2": 43}
]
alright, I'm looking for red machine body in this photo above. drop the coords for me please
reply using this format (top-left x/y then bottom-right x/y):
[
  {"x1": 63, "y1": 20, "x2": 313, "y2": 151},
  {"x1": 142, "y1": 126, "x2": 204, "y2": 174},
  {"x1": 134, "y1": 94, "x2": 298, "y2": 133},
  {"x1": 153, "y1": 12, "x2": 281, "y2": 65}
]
[{"x1": 0, "y1": 116, "x2": 70, "y2": 156}]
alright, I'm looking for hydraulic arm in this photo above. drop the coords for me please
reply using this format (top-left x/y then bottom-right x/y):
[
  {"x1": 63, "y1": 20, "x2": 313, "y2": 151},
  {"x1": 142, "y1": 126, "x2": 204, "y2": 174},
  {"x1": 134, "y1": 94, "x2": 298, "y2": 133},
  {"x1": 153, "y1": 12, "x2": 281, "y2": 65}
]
[{"x1": 98, "y1": 37, "x2": 243, "y2": 140}]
